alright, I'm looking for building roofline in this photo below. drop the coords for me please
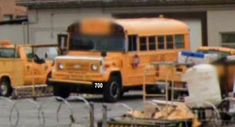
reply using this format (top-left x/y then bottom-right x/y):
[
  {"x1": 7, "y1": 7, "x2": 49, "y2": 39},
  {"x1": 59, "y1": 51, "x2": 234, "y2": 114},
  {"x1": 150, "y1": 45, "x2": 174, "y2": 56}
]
[
  {"x1": 17, "y1": 0, "x2": 235, "y2": 9},
  {"x1": 0, "y1": 19, "x2": 28, "y2": 25}
]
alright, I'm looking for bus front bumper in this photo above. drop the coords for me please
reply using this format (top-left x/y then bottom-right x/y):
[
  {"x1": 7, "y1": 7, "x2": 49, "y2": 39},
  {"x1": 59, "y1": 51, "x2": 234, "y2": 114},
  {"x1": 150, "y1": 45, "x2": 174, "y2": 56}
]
[
  {"x1": 48, "y1": 78, "x2": 104, "y2": 94},
  {"x1": 48, "y1": 78, "x2": 93, "y2": 85}
]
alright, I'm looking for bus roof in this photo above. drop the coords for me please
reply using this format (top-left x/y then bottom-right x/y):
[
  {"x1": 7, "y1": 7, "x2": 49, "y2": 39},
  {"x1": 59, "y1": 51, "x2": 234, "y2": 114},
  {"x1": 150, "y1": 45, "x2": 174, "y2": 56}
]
[
  {"x1": 114, "y1": 18, "x2": 189, "y2": 35},
  {"x1": 68, "y1": 17, "x2": 189, "y2": 36}
]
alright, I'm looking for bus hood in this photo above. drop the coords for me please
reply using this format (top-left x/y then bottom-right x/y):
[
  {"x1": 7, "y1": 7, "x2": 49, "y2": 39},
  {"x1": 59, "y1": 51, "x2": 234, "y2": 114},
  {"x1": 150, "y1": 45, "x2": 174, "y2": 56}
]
[{"x1": 55, "y1": 56, "x2": 103, "y2": 61}]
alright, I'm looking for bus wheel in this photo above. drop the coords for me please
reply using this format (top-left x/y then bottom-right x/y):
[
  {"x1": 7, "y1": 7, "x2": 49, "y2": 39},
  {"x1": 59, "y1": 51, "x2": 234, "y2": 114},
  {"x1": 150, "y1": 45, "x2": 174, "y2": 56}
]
[
  {"x1": 53, "y1": 85, "x2": 70, "y2": 99},
  {"x1": 103, "y1": 75, "x2": 122, "y2": 102},
  {"x1": 0, "y1": 78, "x2": 13, "y2": 97}
]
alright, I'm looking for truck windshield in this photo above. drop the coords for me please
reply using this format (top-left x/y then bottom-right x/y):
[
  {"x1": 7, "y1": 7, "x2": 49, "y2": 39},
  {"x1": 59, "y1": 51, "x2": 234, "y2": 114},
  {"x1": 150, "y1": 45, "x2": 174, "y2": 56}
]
[
  {"x1": 69, "y1": 35, "x2": 125, "y2": 52},
  {"x1": 0, "y1": 48, "x2": 18, "y2": 58}
]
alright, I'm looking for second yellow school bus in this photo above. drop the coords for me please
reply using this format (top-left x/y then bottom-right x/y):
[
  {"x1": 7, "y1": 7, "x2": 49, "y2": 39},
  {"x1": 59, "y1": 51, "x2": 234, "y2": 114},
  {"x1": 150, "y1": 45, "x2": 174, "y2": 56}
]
[{"x1": 49, "y1": 17, "x2": 190, "y2": 102}]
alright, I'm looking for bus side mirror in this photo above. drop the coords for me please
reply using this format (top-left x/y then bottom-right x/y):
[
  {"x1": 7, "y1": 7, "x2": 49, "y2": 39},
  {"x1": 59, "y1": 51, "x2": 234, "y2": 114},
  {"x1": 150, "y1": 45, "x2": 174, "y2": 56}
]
[{"x1": 57, "y1": 34, "x2": 68, "y2": 55}]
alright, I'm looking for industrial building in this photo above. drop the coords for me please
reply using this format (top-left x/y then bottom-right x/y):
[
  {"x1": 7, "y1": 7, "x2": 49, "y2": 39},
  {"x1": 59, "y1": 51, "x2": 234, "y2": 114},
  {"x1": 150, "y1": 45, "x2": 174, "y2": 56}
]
[{"x1": 1, "y1": 0, "x2": 235, "y2": 50}]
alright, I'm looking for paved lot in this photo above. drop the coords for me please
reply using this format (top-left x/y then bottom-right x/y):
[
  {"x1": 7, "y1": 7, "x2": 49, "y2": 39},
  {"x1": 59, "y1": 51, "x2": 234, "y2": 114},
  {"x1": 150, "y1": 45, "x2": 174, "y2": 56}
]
[
  {"x1": 0, "y1": 92, "x2": 234, "y2": 127},
  {"x1": 0, "y1": 92, "x2": 144, "y2": 127}
]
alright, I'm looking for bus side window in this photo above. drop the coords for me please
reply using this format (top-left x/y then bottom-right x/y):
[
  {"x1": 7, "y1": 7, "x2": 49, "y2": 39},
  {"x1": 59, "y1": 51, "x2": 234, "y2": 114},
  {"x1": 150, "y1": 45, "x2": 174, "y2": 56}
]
[
  {"x1": 128, "y1": 35, "x2": 137, "y2": 51},
  {"x1": 148, "y1": 36, "x2": 156, "y2": 50},
  {"x1": 158, "y1": 36, "x2": 165, "y2": 49},
  {"x1": 175, "y1": 35, "x2": 185, "y2": 49},
  {"x1": 166, "y1": 35, "x2": 174, "y2": 49},
  {"x1": 139, "y1": 37, "x2": 147, "y2": 51}
]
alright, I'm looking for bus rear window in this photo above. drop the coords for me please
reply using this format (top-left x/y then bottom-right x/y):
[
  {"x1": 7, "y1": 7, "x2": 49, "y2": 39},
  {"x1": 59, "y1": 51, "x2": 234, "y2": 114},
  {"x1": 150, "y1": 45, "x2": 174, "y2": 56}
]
[
  {"x1": 158, "y1": 36, "x2": 165, "y2": 49},
  {"x1": 175, "y1": 35, "x2": 185, "y2": 49},
  {"x1": 139, "y1": 37, "x2": 147, "y2": 51}
]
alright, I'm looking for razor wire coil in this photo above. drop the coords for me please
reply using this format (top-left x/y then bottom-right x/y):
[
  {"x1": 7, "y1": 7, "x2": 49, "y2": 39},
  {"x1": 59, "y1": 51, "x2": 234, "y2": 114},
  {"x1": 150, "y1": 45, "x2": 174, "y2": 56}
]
[{"x1": 0, "y1": 96, "x2": 95, "y2": 127}]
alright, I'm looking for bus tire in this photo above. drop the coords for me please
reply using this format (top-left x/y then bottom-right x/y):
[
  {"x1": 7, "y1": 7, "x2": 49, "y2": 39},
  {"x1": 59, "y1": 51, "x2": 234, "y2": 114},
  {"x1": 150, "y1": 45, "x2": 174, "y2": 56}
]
[
  {"x1": 103, "y1": 75, "x2": 122, "y2": 102},
  {"x1": 0, "y1": 78, "x2": 13, "y2": 97},
  {"x1": 53, "y1": 85, "x2": 70, "y2": 99}
]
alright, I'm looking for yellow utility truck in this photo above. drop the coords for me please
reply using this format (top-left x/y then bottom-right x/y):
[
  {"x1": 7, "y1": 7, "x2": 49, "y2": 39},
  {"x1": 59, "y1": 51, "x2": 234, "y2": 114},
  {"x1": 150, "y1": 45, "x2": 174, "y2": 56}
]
[{"x1": 0, "y1": 40, "x2": 54, "y2": 97}]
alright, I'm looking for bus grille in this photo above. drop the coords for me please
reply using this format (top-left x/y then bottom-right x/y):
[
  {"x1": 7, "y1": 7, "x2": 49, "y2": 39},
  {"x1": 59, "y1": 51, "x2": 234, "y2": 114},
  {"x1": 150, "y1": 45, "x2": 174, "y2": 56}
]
[{"x1": 65, "y1": 62, "x2": 90, "y2": 71}]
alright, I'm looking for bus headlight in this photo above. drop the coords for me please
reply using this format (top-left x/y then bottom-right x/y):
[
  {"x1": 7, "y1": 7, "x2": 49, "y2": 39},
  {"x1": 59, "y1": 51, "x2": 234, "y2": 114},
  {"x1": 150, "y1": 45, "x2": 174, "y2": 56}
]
[
  {"x1": 91, "y1": 64, "x2": 98, "y2": 71},
  {"x1": 58, "y1": 63, "x2": 65, "y2": 70}
]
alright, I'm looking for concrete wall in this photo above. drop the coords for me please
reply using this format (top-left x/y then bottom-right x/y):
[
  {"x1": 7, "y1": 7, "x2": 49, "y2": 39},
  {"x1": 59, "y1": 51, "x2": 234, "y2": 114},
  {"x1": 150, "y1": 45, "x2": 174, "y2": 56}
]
[
  {"x1": 0, "y1": 24, "x2": 28, "y2": 44},
  {"x1": 181, "y1": 19, "x2": 202, "y2": 51},
  {"x1": 207, "y1": 9, "x2": 235, "y2": 47},
  {"x1": 28, "y1": 8, "x2": 111, "y2": 44}
]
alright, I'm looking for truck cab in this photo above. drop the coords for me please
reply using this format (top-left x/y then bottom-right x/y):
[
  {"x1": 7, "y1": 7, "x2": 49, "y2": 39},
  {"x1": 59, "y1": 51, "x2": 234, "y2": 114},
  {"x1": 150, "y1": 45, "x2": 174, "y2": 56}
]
[{"x1": 0, "y1": 40, "x2": 53, "y2": 97}]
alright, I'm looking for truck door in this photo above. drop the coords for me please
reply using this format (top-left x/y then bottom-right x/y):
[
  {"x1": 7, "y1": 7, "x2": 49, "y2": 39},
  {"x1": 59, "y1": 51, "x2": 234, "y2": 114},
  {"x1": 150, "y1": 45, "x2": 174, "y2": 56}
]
[{"x1": 21, "y1": 47, "x2": 48, "y2": 85}]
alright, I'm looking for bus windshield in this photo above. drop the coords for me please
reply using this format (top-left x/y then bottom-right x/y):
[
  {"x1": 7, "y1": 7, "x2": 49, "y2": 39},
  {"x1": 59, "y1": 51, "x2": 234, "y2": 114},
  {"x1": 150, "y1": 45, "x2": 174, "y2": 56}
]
[{"x1": 69, "y1": 35, "x2": 125, "y2": 52}]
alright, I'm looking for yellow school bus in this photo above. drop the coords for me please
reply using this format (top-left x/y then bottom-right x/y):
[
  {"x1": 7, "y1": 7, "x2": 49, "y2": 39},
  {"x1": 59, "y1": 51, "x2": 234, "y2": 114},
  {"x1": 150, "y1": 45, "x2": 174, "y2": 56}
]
[{"x1": 49, "y1": 17, "x2": 190, "y2": 102}]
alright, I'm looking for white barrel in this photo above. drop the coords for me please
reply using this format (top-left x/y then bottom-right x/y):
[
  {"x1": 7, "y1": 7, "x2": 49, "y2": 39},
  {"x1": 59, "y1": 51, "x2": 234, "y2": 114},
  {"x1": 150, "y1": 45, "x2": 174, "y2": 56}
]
[{"x1": 183, "y1": 64, "x2": 222, "y2": 107}]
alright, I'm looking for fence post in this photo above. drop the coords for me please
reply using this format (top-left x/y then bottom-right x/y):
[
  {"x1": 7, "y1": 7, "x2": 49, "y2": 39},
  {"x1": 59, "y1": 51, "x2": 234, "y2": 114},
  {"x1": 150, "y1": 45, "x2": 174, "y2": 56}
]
[
  {"x1": 102, "y1": 105, "x2": 108, "y2": 127},
  {"x1": 89, "y1": 102, "x2": 95, "y2": 127}
]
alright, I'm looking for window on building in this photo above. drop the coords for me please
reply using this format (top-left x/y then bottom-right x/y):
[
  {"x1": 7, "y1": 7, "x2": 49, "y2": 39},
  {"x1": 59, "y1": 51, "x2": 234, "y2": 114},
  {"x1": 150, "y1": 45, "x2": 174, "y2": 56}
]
[
  {"x1": 175, "y1": 35, "x2": 185, "y2": 49},
  {"x1": 128, "y1": 35, "x2": 137, "y2": 51},
  {"x1": 3, "y1": 15, "x2": 13, "y2": 21},
  {"x1": 221, "y1": 33, "x2": 235, "y2": 43},
  {"x1": 148, "y1": 36, "x2": 156, "y2": 50},
  {"x1": 166, "y1": 35, "x2": 174, "y2": 49},
  {"x1": 139, "y1": 37, "x2": 147, "y2": 51},
  {"x1": 16, "y1": 15, "x2": 27, "y2": 20},
  {"x1": 158, "y1": 36, "x2": 165, "y2": 49}
]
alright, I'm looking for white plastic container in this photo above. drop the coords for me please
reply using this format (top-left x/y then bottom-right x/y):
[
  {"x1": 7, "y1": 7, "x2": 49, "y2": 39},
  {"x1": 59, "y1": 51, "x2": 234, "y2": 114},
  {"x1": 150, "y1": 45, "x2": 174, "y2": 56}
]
[{"x1": 183, "y1": 64, "x2": 222, "y2": 107}]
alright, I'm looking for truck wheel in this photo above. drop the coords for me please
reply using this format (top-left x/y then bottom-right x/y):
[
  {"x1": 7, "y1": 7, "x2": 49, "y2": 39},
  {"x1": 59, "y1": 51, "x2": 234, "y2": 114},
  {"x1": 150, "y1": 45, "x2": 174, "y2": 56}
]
[
  {"x1": 53, "y1": 85, "x2": 70, "y2": 99},
  {"x1": 0, "y1": 79, "x2": 12, "y2": 97},
  {"x1": 103, "y1": 75, "x2": 122, "y2": 102}
]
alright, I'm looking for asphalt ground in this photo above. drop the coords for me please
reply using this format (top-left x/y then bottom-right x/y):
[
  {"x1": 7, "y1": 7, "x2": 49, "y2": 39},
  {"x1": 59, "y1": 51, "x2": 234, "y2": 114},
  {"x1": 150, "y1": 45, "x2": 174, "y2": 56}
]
[{"x1": 0, "y1": 91, "x2": 234, "y2": 127}]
